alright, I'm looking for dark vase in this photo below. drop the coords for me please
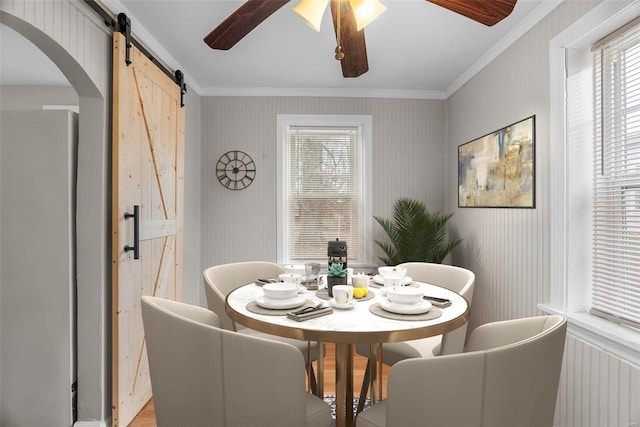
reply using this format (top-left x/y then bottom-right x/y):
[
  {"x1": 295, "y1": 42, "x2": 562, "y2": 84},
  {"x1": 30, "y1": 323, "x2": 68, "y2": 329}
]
[{"x1": 327, "y1": 275, "x2": 347, "y2": 297}]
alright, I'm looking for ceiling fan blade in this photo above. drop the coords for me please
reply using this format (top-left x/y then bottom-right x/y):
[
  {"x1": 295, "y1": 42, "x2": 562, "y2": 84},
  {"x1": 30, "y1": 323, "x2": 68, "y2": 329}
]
[
  {"x1": 427, "y1": 0, "x2": 517, "y2": 26},
  {"x1": 204, "y1": 0, "x2": 291, "y2": 50},
  {"x1": 330, "y1": 0, "x2": 368, "y2": 78}
]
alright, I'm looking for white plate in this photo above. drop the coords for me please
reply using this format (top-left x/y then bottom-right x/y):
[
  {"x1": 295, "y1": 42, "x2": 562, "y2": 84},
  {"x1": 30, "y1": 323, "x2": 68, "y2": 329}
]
[
  {"x1": 372, "y1": 275, "x2": 413, "y2": 286},
  {"x1": 297, "y1": 285, "x2": 307, "y2": 294},
  {"x1": 255, "y1": 295, "x2": 306, "y2": 310},
  {"x1": 328, "y1": 298, "x2": 356, "y2": 310},
  {"x1": 379, "y1": 299, "x2": 432, "y2": 315}
]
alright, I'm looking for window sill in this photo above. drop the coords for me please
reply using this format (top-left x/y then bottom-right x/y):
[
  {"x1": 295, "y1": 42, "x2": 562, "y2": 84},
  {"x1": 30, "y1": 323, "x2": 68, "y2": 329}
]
[{"x1": 539, "y1": 304, "x2": 640, "y2": 367}]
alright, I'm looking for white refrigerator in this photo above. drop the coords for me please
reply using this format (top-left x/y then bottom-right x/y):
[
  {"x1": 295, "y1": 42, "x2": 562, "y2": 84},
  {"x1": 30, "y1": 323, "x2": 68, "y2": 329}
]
[{"x1": 1, "y1": 109, "x2": 78, "y2": 426}]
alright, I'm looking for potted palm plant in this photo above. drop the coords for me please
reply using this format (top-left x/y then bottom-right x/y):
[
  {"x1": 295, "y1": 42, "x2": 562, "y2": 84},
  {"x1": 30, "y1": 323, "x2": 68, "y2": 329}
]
[{"x1": 374, "y1": 197, "x2": 462, "y2": 265}]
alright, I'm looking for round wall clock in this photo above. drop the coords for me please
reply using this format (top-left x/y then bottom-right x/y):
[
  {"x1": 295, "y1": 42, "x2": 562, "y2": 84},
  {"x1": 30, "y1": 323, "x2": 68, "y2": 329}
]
[{"x1": 216, "y1": 150, "x2": 256, "y2": 190}]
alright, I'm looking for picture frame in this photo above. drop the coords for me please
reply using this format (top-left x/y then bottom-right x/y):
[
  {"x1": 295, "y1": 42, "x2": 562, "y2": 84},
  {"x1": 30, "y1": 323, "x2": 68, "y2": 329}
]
[{"x1": 458, "y1": 115, "x2": 535, "y2": 208}]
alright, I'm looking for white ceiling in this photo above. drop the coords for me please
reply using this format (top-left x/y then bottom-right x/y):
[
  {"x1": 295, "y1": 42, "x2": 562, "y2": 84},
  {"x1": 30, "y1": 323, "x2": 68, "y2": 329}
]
[{"x1": 1, "y1": 0, "x2": 560, "y2": 98}]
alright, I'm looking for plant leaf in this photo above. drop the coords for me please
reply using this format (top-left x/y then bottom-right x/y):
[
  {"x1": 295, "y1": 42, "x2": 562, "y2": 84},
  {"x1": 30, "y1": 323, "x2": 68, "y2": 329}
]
[{"x1": 374, "y1": 197, "x2": 461, "y2": 264}]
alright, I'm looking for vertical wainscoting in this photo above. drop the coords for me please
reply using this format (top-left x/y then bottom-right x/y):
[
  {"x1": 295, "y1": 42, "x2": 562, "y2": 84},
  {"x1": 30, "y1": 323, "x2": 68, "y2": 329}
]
[
  {"x1": 201, "y1": 96, "x2": 446, "y2": 268},
  {"x1": 0, "y1": 0, "x2": 110, "y2": 91},
  {"x1": 445, "y1": 1, "x2": 640, "y2": 426},
  {"x1": 446, "y1": 0, "x2": 594, "y2": 353},
  {"x1": 557, "y1": 335, "x2": 640, "y2": 427},
  {"x1": 446, "y1": 0, "x2": 608, "y2": 327},
  {"x1": 450, "y1": 208, "x2": 547, "y2": 327}
]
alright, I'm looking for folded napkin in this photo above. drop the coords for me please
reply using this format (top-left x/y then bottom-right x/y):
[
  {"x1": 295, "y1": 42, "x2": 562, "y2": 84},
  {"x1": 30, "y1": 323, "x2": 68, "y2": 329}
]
[{"x1": 286, "y1": 306, "x2": 333, "y2": 322}]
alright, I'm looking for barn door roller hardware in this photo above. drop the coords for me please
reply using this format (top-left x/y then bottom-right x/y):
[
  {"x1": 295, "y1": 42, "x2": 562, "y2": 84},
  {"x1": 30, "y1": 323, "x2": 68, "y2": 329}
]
[
  {"x1": 117, "y1": 13, "x2": 132, "y2": 66},
  {"x1": 82, "y1": 1, "x2": 187, "y2": 107},
  {"x1": 175, "y1": 70, "x2": 186, "y2": 107}
]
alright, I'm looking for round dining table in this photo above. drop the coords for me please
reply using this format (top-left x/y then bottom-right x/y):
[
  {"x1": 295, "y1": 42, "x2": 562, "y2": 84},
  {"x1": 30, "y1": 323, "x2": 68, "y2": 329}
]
[{"x1": 225, "y1": 280, "x2": 469, "y2": 427}]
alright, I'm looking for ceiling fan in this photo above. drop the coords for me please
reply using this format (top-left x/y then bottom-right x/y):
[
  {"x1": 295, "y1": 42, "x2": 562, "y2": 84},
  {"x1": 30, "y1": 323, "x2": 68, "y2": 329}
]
[{"x1": 203, "y1": 0, "x2": 517, "y2": 78}]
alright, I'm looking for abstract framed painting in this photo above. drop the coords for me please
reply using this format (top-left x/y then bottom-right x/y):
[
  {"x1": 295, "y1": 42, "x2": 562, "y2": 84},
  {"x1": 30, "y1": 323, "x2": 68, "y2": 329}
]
[{"x1": 458, "y1": 115, "x2": 535, "y2": 208}]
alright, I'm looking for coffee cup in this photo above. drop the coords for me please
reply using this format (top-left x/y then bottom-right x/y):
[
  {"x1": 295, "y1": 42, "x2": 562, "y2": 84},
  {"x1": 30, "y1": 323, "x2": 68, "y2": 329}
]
[
  {"x1": 284, "y1": 264, "x2": 305, "y2": 276},
  {"x1": 279, "y1": 273, "x2": 302, "y2": 285},
  {"x1": 332, "y1": 285, "x2": 354, "y2": 305},
  {"x1": 383, "y1": 277, "x2": 404, "y2": 287}
]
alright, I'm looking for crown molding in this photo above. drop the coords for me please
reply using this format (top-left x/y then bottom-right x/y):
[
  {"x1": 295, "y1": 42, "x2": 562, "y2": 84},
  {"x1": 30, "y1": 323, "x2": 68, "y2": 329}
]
[
  {"x1": 102, "y1": 0, "x2": 561, "y2": 100},
  {"x1": 197, "y1": 86, "x2": 447, "y2": 99}
]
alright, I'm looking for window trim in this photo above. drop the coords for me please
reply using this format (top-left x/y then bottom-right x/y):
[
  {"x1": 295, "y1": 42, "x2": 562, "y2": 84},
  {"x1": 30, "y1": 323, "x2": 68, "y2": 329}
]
[
  {"x1": 276, "y1": 114, "x2": 373, "y2": 267},
  {"x1": 547, "y1": 0, "x2": 640, "y2": 367}
]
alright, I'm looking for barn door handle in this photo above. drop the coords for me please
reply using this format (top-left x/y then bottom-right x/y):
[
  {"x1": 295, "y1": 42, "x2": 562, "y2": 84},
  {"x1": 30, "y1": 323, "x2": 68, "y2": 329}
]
[{"x1": 123, "y1": 205, "x2": 140, "y2": 260}]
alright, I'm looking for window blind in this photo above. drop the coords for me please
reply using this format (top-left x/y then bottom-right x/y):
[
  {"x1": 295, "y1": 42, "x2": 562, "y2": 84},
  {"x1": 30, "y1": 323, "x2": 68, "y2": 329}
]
[
  {"x1": 592, "y1": 25, "x2": 640, "y2": 328},
  {"x1": 286, "y1": 126, "x2": 362, "y2": 262}
]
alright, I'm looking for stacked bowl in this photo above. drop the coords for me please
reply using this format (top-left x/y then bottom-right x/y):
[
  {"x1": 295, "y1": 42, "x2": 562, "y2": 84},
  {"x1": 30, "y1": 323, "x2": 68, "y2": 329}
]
[{"x1": 378, "y1": 266, "x2": 408, "y2": 287}]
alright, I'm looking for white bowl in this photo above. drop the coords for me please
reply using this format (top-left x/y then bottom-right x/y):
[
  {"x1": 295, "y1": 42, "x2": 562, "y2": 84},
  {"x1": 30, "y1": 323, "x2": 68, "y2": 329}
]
[
  {"x1": 378, "y1": 266, "x2": 407, "y2": 279},
  {"x1": 263, "y1": 283, "x2": 298, "y2": 300},
  {"x1": 378, "y1": 266, "x2": 407, "y2": 287},
  {"x1": 279, "y1": 273, "x2": 302, "y2": 285},
  {"x1": 386, "y1": 286, "x2": 424, "y2": 305}
]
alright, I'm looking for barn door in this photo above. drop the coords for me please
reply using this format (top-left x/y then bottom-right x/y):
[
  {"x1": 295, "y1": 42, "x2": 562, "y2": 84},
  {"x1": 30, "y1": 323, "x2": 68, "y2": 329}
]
[{"x1": 111, "y1": 32, "x2": 185, "y2": 426}]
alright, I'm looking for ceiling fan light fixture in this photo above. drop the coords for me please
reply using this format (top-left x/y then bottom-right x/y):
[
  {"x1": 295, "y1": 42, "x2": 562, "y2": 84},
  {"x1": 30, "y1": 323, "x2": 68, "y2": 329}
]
[
  {"x1": 293, "y1": 0, "x2": 330, "y2": 32},
  {"x1": 349, "y1": 0, "x2": 386, "y2": 31}
]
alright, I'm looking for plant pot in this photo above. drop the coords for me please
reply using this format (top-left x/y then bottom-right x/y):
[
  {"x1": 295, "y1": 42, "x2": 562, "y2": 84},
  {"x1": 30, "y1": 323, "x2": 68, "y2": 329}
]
[{"x1": 327, "y1": 275, "x2": 347, "y2": 297}]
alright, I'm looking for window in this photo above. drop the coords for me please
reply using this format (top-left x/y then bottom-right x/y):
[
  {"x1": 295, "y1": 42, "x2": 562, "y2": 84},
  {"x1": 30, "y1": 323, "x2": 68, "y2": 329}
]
[
  {"x1": 546, "y1": 1, "x2": 640, "y2": 365},
  {"x1": 277, "y1": 115, "x2": 372, "y2": 266},
  {"x1": 592, "y1": 25, "x2": 640, "y2": 328}
]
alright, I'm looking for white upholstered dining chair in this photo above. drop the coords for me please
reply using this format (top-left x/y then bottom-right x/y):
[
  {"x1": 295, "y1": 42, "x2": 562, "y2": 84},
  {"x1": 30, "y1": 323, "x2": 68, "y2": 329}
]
[
  {"x1": 356, "y1": 315, "x2": 567, "y2": 427},
  {"x1": 203, "y1": 261, "x2": 322, "y2": 390},
  {"x1": 356, "y1": 262, "x2": 475, "y2": 404},
  {"x1": 141, "y1": 295, "x2": 332, "y2": 427}
]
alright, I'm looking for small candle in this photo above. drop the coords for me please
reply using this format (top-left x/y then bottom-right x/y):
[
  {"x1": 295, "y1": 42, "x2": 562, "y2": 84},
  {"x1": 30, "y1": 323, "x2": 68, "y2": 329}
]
[{"x1": 352, "y1": 273, "x2": 369, "y2": 288}]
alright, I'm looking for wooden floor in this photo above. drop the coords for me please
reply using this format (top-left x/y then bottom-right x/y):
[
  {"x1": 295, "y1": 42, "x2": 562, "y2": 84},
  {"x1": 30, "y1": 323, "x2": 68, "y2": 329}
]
[{"x1": 130, "y1": 343, "x2": 389, "y2": 426}]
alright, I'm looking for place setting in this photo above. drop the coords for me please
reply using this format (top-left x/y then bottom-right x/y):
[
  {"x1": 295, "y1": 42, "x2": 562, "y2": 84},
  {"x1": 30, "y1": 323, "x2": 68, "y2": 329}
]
[
  {"x1": 282, "y1": 263, "x2": 322, "y2": 290},
  {"x1": 286, "y1": 302, "x2": 333, "y2": 322},
  {"x1": 320, "y1": 273, "x2": 377, "y2": 310},
  {"x1": 247, "y1": 273, "x2": 313, "y2": 315},
  {"x1": 369, "y1": 266, "x2": 416, "y2": 291},
  {"x1": 370, "y1": 286, "x2": 443, "y2": 321},
  {"x1": 327, "y1": 285, "x2": 358, "y2": 310},
  {"x1": 316, "y1": 272, "x2": 375, "y2": 302}
]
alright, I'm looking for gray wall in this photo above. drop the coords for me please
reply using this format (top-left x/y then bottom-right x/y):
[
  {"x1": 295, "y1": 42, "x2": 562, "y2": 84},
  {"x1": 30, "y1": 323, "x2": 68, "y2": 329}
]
[
  {"x1": 0, "y1": 85, "x2": 78, "y2": 109},
  {"x1": 183, "y1": 87, "x2": 202, "y2": 305},
  {"x1": 200, "y1": 96, "x2": 446, "y2": 269},
  {"x1": 445, "y1": 0, "x2": 640, "y2": 425}
]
